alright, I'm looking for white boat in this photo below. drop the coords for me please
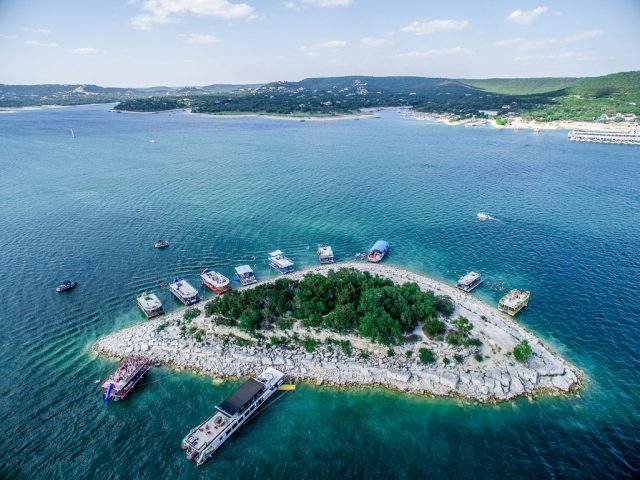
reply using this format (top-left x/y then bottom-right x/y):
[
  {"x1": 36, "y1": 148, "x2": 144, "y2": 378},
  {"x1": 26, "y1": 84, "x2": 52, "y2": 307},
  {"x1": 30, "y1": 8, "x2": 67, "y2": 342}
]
[
  {"x1": 154, "y1": 240, "x2": 170, "y2": 248},
  {"x1": 456, "y1": 272, "x2": 483, "y2": 292},
  {"x1": 234, "y1": 265, "x2": 257, "y2": 286},
  {"x1": 317, "y1": 245, "x2": 334, "y2": 264},
  {"x1": 268, "y1": 250, "x2": 295, "y2": 274},
  {"x1": 182, "y1": 368, "x2": 285, "y2": 465},
  {"x1": 168, "y1": 278, "x2": 200, "y2": 305},
  {"x1": 137, "y1": 292, "x2": 164, "y2": 318},
  {"x1": 200, "y1": 269, "x2": 231, "y2": 295},
  {"x1": 498, "y1": 289, "x2": 530, "y2": 316},
  {"x1": 477, "y1": 212, "x2": 491, "y2": 221}
]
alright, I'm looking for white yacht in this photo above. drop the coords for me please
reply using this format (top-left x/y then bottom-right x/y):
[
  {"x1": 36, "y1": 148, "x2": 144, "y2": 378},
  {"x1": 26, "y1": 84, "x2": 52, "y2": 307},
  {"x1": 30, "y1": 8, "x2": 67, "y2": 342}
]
[
  {"x1": 234, "y1": 265, "x2": 258, "y2": 286},
  {"x1": 182, "y1": 368, "x2": 285, "y2": 465},
  {"x1": 268, "y1": 250, "x2": 295, "y2": 274}
]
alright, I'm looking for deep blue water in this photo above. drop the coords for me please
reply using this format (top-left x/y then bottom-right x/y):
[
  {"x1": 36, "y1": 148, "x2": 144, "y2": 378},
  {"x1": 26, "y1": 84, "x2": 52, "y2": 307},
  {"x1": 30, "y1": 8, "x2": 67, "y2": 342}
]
[{"x1": 0, "y1": 105, "x2": 639, "y2": 479}]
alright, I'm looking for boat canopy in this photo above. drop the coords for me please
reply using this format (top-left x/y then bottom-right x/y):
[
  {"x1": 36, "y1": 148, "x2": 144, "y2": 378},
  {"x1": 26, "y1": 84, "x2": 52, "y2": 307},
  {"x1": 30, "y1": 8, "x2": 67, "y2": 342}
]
[
  {"x1": 235, "y1": 265, "x2": 254, "y2": 275},
  {"x1": 268, "y1": 250, "x2": 284, "y2": 257},
  {"x1": 369, "y1": 240, "x2": 388, "y2": 254},
  {"x1": 216, "y1": 378, "x2": 264, "y2": 417}
]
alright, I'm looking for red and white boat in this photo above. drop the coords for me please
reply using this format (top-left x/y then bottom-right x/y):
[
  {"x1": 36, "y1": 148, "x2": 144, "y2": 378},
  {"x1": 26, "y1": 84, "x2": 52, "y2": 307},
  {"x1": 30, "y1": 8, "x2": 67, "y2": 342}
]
[
  {"x1": 200, "y1": 269, "x2": 232, "y2": 295},
  {"x1": 101, "y1": 355, "x2": 150, "y2": 402}
]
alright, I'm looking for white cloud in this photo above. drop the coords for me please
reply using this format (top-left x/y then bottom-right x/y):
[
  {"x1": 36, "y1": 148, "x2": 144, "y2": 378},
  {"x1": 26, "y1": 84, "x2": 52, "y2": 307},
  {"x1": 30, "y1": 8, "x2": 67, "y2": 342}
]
[
  {"x1": 360, "y1": 35, "x2": 394, "y2": 47},
  {"x1": 299, "y1": 39, "x2": 347, "y2": 55},
  {"x1": 301, "y1": 0, "x2": 352, "y2": 6},
  {"x1": 24, "y1": 40, "x2": 58, "y2": 48},
  {"x1": 400, "y1": 19, "x2": 469, "y2": 35},
  {"x1": 0, "y1": 33, "x2": 18, "y2": 39},
  {"x1": 71, "y1": 47, "x2": 98, "y2": 54},
  {"x1": 515, "y1": 51, "x2": 593, "y2": 62},
  {"x1": 131, "y1": 0, "x2": 255, "y2": 30},
  {"x1": 179, "y1": 33, "x2": 219, "y2": 44},
  {"x1": 495, "y1": 30, "x2": 604, "y2": 49},
  {"x1": 285, "y1": 1, "x2": 296, "y2": 8},
  {"x1": 393, "y1": 47, "x2": 472, "y2": 59},
  {"x1": 562, "y1": 29, "x2": 604, "y2": 42},
  {"x1": 505, "y1": 6, "x2": 549, "y2": 25},
  {"x1": 23, "y1": 27, "x2": 51, "y2": 34}
]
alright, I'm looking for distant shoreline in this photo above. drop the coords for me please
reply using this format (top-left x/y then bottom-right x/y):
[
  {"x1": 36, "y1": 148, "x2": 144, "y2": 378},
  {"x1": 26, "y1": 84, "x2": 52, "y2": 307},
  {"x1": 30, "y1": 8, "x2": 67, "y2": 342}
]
[{"x1": 93, "y1": 262, "x2": 580, "y2": 402}]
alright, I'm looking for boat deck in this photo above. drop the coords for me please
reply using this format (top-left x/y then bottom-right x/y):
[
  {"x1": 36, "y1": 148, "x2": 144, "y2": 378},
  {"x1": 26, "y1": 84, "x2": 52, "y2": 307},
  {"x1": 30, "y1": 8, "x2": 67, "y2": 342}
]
[{"x1": 187, "y1": 411, "x2": 231, "y2": 451}]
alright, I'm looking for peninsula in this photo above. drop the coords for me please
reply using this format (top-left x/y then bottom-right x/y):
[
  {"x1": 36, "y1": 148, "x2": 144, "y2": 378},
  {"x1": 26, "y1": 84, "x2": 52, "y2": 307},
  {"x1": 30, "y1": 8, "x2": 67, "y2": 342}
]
[{"x1": 94, "y1": 262, "x2": 580, "y2": 402}]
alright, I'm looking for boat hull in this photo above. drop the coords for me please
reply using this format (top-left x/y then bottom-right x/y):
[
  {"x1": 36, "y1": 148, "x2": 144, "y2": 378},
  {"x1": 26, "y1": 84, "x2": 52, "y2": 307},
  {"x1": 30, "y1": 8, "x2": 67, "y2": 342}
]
[
  {"x1": 456, "y1": 277, "x2": 483, "y2": 293},
  {"x1": 102, "y1": 361, "x2": 150, "y2": 402},
  {"x1": 202, "y1": 280, "x2": 231, "y2": 295}
]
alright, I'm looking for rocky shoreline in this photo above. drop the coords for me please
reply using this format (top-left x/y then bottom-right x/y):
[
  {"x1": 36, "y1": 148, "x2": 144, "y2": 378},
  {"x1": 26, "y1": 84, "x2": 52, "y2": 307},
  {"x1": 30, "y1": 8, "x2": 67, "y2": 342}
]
[{"x1": 93, "y1": 262, "x2": 580, "y2": 402}]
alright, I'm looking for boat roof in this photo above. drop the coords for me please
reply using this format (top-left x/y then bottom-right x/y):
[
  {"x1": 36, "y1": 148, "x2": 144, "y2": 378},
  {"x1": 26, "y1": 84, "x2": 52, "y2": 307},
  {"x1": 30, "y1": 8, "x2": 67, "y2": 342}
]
[
  {"x1": 169, "y1": 278, "x2": 198, "y2": 297},
  {"x1": 369, "y1": 240, "x2": 388, "y2": 253},
  {"x1": 318, "y1": 245, "x2": 334, "y2": 256},
  {"x1": 500, "y1": 289, "x2": 530, "y2": 308},
  {"x1": 138, "y1": 293, "x2": 161, "y2": 308},
  {"x1": 269, "y1": 250, "x2": 284, "y2": 257},
  {"x1": 269, "y1": 251, "x2": 294, "y2": 268},
  {"x1": 235, "y1": 265, "x2": 254, "y2": 275},
  {"x1": 216, "y1": 378, "x2": 265, "y2": 417},
  {"x1": 458, "y1": 272, "x2": 480, "y2": 284}
]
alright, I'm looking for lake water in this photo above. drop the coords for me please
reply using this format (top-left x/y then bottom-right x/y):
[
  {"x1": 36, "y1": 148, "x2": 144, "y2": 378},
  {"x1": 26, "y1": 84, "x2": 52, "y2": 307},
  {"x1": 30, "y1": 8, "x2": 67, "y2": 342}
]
[{"x1": 0, "y1": 105, "x2": 638, "y2": 479}]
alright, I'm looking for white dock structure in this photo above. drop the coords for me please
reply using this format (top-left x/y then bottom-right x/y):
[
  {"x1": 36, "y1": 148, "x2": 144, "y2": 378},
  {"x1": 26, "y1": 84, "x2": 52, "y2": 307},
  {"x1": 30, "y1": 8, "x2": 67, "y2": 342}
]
[{"x1": 568, "y1": 129, "x2": 640, "y2": 145}]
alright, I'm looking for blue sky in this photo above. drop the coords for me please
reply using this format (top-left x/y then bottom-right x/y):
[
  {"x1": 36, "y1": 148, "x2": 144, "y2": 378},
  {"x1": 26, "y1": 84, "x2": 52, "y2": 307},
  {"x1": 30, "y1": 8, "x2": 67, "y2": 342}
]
[{"x1": 0, "y1": 0, "x2": 638, "y2": 86}]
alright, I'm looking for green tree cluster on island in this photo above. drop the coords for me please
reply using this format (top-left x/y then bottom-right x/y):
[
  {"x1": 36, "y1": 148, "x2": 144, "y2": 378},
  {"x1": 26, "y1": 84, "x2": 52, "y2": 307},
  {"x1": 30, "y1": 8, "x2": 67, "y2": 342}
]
[
  {"x1": 205, "y1": 268, "x2": 454, "y2": 345},
  {"x1": 513, "y1": 339, "x2": 533, "y2": 363}
]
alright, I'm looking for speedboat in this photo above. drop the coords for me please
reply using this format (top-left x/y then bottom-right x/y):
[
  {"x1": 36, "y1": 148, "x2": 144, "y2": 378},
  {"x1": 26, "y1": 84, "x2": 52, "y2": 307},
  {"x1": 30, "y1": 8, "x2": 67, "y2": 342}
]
[
  {"x1": 56, "y1": 280, "x2": 77, "y2": 292},
  {"x1": 154, "y1": 240, "x2": 170, "y2": 248}
]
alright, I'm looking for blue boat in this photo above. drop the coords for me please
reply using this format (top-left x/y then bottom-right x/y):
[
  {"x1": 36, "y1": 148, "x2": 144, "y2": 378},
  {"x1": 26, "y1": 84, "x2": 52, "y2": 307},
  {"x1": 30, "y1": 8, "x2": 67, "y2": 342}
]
[{"x1": 367, "y1": 240, "x2": 388, "y2": 263}]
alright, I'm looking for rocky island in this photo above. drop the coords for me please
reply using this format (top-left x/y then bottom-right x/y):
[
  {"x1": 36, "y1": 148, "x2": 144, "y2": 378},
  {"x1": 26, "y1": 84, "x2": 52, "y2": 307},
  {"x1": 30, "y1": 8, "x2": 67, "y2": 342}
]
[{"x1": 93, "y1": 262, "x2": 580, "y2": 402}]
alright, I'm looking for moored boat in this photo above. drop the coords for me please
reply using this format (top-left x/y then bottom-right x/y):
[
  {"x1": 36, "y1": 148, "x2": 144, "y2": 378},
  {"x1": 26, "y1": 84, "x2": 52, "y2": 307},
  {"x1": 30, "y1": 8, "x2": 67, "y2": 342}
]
[
  {"x1": 268, "y1": 250, "x2": 295, "y2": 274},
  {"x1": 456, "y1": 272, "x2": 483, "y2": 292},
  {"x1": 137, "y1": 291, "x2": 164, "y2": 318},
  {"x1": 317, "y1": 244, "x2": 334, "y2": 264},
  {"x1": 182, "y1": 368, "x2": 285, "y2": 465},
  {"x1": 234, "y1": 265, "x2": 257, "y2": 286},
  {"x1": 56, "y1": 280, "x2": 77, "y2": 292},
  {"x1": 200, "y1": 269, "x2": 231, "y2": 295},
  {"x1": 367, "y1": 240, "x2": 388, "y2": 263},
  {"x1": 154, "y1": 240, "x2": 170, "y2": 248},
  {"x1": 498, "y1": 289, "x2": 530, "y2": 316},
  {"x1": 169, "y1": 277, "x2": 200, "y2": 305},
  {"x1": 101, "y1": 355, "x2": 151, "y2": 402}
]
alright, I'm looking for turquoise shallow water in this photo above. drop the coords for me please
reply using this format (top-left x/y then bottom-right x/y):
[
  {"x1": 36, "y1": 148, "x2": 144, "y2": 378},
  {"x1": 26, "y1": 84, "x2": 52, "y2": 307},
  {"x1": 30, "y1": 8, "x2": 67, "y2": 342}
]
[{"x1": 0, "y1": 105, "x2": 639, "y2": 479}]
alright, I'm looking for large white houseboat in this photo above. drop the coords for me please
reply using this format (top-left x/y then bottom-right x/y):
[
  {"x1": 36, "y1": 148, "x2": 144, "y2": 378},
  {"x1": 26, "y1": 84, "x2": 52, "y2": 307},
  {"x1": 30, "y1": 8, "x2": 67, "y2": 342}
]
[
  {"x1": 268, "y1": 250, "x2": 295, "y2": 274},
  {"x1": 182, "y1": 368, "x2": 285, "y2": 465},
  {"x1": 234, "y1": 265, "x2": 258, "y2": 286},
  {"x1": 136, "y1": 292, "x2": 164, "y2": 318},
  {"x1": 168, "y1": 277, "x2": 200, "y2": 305},
  {"x1": 200, "y1": 269, "x2": 231, "y2": 295}
]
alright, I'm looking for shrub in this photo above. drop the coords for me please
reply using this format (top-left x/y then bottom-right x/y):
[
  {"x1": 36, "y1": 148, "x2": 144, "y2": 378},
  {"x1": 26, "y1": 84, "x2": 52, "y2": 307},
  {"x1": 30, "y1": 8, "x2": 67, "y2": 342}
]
[
  {"x1": 423, "y1": 316, "x2": 445, "y2": 337},
  {"x1": 443, "y1": 356, "x2": 450, "y2": 366},
  {"x1": 359, "y1": 351, "x2": 369, "y2": 360},
  {"x1": 454, "y1": 354, "x2": 463, "y2": 363},
  {"x1": 194, "y1": 330, "x2": 204, "y2": 343},
  {"x1": 235, "y1": 336, "x2": 252, "y2": 347},
  {"x1": 418, "y1": 347, "x2": 435, "y2": 364},
  {"x1": 406, "y1": 350, "x2": 413, "y2": 358},
  {"x1": 513, "y1": 339, "x2": 533, "y2": 363},
  {"x1": 277, "y1": 316, "x2": 294, "y2": 330},
  {"x1": 183, "y1": 307, "x2": 201, "y2": 322},
  {"x1": 474, "y1": 353, "x2": 483, "y2": 362},
  {"x1": 303, "y1": 337, "x2": 320, "y2": 353},
  {"x1": 155, "y1": 321, "x2": 167, "y2": 333},
  {"x1": 387, "y1": 348, "x2": 395, "y2": 357}
]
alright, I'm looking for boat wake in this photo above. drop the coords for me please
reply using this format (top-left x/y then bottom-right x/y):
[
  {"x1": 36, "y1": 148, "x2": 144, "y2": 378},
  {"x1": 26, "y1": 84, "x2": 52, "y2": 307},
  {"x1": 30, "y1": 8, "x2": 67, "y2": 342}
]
[{"x1": 477, "y1": 211, "x2": 498, "y2": 222}]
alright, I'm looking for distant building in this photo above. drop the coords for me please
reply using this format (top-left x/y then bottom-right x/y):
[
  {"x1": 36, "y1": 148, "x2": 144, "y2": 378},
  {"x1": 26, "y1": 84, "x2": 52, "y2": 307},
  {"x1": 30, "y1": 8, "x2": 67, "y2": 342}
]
[{"x1": 479, "y1": 110, "x2": 499, "y2": 117}]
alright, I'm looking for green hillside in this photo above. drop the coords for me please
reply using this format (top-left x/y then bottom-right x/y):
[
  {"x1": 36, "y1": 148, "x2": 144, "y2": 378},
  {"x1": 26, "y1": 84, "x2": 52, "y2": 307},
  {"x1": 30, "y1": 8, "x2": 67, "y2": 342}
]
[
  {"x1": 525, "y1": 71, "x2": 640, "y2": 121},
  {"x1": 460, "y1": 77, "x2": 580, "y2": 95}
]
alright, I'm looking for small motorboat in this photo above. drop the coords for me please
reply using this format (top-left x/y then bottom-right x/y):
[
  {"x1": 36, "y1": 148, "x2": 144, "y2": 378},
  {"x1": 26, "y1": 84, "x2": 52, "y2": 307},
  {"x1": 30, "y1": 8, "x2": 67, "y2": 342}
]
[
  {"x1": 56, "y1": 280, "x2": 77, "y2": 292},
  {"x1": 477, "y1": 212, "x2": 491, "y2": 221},
  {"x1": 154, "y1": 240, "x2": 170, "y2": 248}
]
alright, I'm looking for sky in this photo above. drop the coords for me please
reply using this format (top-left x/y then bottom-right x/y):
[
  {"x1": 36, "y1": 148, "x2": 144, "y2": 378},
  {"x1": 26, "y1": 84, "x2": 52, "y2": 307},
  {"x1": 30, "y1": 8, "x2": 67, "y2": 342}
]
[{"x1": 0, "y1": 0, "x2": 638, "y2": 86}]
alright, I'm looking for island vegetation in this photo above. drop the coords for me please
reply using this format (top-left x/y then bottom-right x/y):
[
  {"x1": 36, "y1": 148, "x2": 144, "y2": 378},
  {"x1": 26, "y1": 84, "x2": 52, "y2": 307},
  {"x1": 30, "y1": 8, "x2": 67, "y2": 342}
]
[{"x1": 204, "y1": 268, "x2": 455, "y2": 346}]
